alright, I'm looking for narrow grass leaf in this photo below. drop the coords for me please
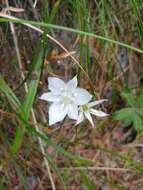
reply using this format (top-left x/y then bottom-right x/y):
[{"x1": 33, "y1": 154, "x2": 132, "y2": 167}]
[
  {"x1": 12, "y1": 48, "x2": 44, "y2": 154},
  {"x1": 80, "y1": 170, "x2": 98, "y2": 190},
  {"x1": 0, "y1": 17, "x2": 143, "y2": 54},
  {"x1": 22, "y1": 50, "x2": 43, "y2": 120},
  {"x1": 12, "y1": 159, "x2": 29, "y2": 190},
  {"x1": 47, "y1": 0, "x2": 61, "y2": 24},
  {"x1": 0, "y1": 77, "x2": 22, "y2": 112},
  {"x1": 18, "y1": 117, "x2": 93, "y2": 165},
  {"x1": 45, "y1": 154, "x2": 67, "y2": 190}
]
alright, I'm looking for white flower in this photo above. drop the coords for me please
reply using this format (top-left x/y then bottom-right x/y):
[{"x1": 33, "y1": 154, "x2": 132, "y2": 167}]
[
  {"x1": 76, "y1": 99, "x2": 109, "y2": 128},
  {"x1": 39, "y1": 76, "x2": 92, "y2": 125}
]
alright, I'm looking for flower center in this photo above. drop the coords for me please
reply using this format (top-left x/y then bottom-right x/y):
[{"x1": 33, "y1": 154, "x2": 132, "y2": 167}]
[
  {"x1": 82, "y1": 104, "x2": 89, "y2": 112},
  {"x1": 63, "y1": 95, "x2": 72, "y2": 104}
]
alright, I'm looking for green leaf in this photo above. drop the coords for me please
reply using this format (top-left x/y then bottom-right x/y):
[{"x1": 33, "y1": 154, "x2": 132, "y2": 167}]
[
  {"x1": 22, "y1": 50, "x2": 43, "y2": 120},
  {"x1": 113, "y1": 108, "x2": 134, "y2": 123},
  {"x1": 133, "y1": 114, "x2": 142, "y2": 131},
  {"x1": 0, "y1": 77, "x2": 22, "y2": 112},
  {"x1": 136, "y1": 108, "x2": 143, "y2": 116},
  {"x1": 80, "y1": 171, "x2": 98, "y2": 190},
  {"x1": 121, "y1": 89, "x2": 135, "y2": 106},
  {"x1": 136, "y1": 94, "x2": 143, "y2": 106},
  {"x1": 113, "y1": 108, "x2": 143, "y2": 131}
]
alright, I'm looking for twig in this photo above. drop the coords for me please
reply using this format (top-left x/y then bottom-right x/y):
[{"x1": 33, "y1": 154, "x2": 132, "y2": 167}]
[
  {"x1": 62, "y1": 166, "x2": 132, "y2": 172},
  {"x1": 3, "y1": 3, "x2": 28, "y2": 93},
  {"x1": 33, "y1": 0, "x2": 38, "y2": 8},
  {"x1": 123, "y1": 144, "x2": 143, "y2": 148},
  {"x1": 0, "y1": 12, "x2": 95, "y2": 93},
  {"x1": 4, "y1": 2, "x2": 56, "y2": 190},
  {"x1": 1, "y1": 7, "x2": 24, "y2": 14},
  {"x1": 31, "y1": 110, "x2": 56, "y2": 190}
]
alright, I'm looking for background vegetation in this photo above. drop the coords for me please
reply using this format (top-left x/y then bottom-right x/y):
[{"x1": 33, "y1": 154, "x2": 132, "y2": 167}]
[{"x1": 0, "y1": 0, "x2": 143, "y2": 189}]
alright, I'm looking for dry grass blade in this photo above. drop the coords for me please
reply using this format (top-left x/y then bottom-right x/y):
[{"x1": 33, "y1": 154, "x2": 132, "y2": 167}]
[
  {"x1": 1, "y1": 7, "x2": 24, "y2": 14},
  {"x1": 33, "y1": 0, "x2": 38, "y2": 8},
  {"x1": 3, "y1": 2, "x2": 56, "y2": 189},
  {"x1": 0, "y1": 12, "x2": 95, "y2": 93},
  {"x1": 62, "y1": 166, "x2": 132, "y2": 172}
]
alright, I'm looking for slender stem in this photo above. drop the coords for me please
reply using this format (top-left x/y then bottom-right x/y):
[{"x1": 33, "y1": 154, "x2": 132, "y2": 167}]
[
  {"x1": 62, "y1": 166, "x2": 132, "y2": 172},
  {"x1": 3, "y1": 3, "x2": 56, "y2": 190},
  {"x1": 0, "y1": 12, "x2": 95, "y2": 92},
  {"x1": 33, "y1": 0, "x2": 38, "y2": 8}
]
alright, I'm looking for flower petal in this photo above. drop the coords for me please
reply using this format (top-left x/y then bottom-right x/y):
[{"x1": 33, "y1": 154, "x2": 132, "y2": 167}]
[
  {"x1": 48, "y1": 77, "x2": 65, "y2": 94},
  {"x1": 67, "y1": 75, "x2": 77, "y2": 91},
  {"x1": 73, "y1": 88, "x2": 92, "y2": 105},
  {"x1": 76, "y1": 111, "x2": 84, "y2": 125},
  {"x1": 39, "y1": 92, "x2": 60, "y2": 102},
  {"x1": 67, "y1": 104, "x2": 78, "y2": 120},
  {"x1": 88, "y1": 99, "x2": 108, "y2": 108},
  {"x1": 90, "y1": 109, "x2": 109, "y2": 117},
  {"x1": 84, "y1": 111, "x2": 95, "y2": 127},
  {"x1": 49, "y1": 103, "x2": 68, "y2": 125}
]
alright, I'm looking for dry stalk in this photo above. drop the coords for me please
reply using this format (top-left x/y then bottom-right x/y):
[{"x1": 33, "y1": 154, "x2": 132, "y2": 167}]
[
  {"x1": 3, "y1": 2, "x2": 56, "y2": 190},
  {"x1": 0, "y1": 11, "x2": 95, "y2": 93},
  {"x1": 33, "y1": 0, "x2": 38, "y2": 8},
  {"x1": 62, "y1": 166, "x2": 132, "y2": 172}
]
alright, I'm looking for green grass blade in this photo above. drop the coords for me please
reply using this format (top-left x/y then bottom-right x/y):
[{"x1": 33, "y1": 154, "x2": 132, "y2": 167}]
[
  {"x1": 12, "y1": 46, "x2": 44, "y2": 154},
  {"x1": 22, "y1": 49, "x2": 43, "y2": 120},
  {"x1": 0, "y1": 77, "x2": 22, "y2": 112},
  {"x1": 12, "y1": 159, "x2": 29, "y2": 190},
  {"x1": 0, "y1": 17, "x2": 143, "y2": 54},
  {"x1": 0, "y1": 127, "x2": 28, "y2": 189},
  {"x1": 80, "y1": 170, "x2": 98, "y2": 190},
  {"x1": 0, "y1": 77, "x2": 25, "y2": 154},
  {"x1": 19, "y1": 118, "x2": 92, "y2": 165},
  {"x1": 47, "y1": 0, "x2": 61, "y2": 24},
  {"x1": 45, "y1": 154, "x2": 67, "y2": 190},
  {"x1": 0, "y1": 179, "x2": 4, "y2": 190}
]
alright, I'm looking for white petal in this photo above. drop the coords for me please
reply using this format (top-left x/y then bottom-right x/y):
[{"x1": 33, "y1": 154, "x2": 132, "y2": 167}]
[
  {"x1": 90, "y1": 108, "x2": 109, "y2": 117},
  {"x1": 76, "y1": 111, "x2": 84, "y2": 125},
  {"x1": 39, "y1": 92, "x2": 60, "y2": 102},
  {"x1": 49, "y1": 103, "x2": 68, "y2": 125},
  {"x1": 73, "y1": 88, "x2": 92, "y2": 105},
  {"x1": 88, "y1": 99, "x2": 108, "y2": 108},
  {"x1": 84, "y1": 111, "x2": 94, "y2": 127},
  {"x1": 67, "y1": 104, "x2": 78, "y2": 120},
  {"x1": 48, "y1": 77, "x2": 65, "y2": 93},
  {"x1": 67, "y1": 75, "x2": 77, "y2": 91}
]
